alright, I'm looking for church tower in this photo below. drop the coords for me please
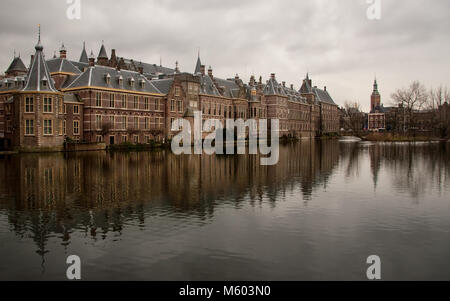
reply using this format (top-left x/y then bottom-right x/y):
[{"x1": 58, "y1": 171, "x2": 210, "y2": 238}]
[{"x1": 371, "y1": 78, "x2": 381, "y2": 112}]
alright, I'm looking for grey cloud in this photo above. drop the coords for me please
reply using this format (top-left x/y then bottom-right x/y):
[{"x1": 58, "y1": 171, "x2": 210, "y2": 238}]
[{"x1": 1, "y1": 0, "x2": 449, "y2": 111}]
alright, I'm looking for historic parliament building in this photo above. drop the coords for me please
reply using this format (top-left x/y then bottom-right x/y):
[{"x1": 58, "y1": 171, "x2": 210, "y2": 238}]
[{"x1": 0, "y1": 31, "x2": 340, "y2": 151}]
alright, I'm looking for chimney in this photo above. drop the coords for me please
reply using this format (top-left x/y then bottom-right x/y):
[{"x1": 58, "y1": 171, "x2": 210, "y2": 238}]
[
  {"x1": 208, "y1": 66, "x2": 213, "y2": 78},
  {"x1": 250, "y1": 75, "x2": 255, "y2": 86},
  {"x1": 324, "y1": 86, "x2": 327, "y2": 91},
  {"x1": 88, "y1": 50, "x2": 95, "y2": 67},
  {"x1": 111, "y1": 49, "x2": 116, "y2": 58},
  {"x1": 271, "y1": 73, "x2": 276, "y2": 80},
  {"x1": 290, "y1": 84, "x2": 294, "y2": 90},
  {"x1": 138, "y1": 62, "x2": 144, "y2": 74},
  {"x1": 282, "y1": 81, "x2": 286, "y2": 87},
  {"x1": 200, "y1": 65, "x2": 205, "y2": 76}
]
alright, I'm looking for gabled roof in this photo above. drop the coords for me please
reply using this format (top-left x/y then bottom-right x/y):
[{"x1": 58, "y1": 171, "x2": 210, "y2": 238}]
[
  {"x1": 263, "y1": 76, "x2": 287, "y2": 96},
  {"x1": 300, "y1": 78, "x2": 313, "y2": 94},
  {"x1": 22, "y1": 36, "x2": 58, "y2": 92},
  {"x1": 6, "y1": 56, "x2": 27, "y2": 74},
  {"x1": 46, "y1": 58, "x2": 82, "y2": 74},
  {"x1": 64, "y1": 65, "x2": 161, "y2": 94},
  {"x1": 79, "y1": 42, "x2": 88, "y2": 64},
  {"x1": 313, "y1": 87, "x2": 336, "y2": 105}
]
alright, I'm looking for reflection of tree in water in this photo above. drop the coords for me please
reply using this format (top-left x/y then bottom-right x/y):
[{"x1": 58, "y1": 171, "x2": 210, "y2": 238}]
[
  {"x1": 0, "y1": 141, "x2": 340, "y2": 264},
  {"x1": 368, "y1": 142, "x2": 450, "y2": 199}
]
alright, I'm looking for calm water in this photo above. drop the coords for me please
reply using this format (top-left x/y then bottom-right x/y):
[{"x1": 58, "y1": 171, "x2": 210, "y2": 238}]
[{"x1": 0, "y1": 140, "x2": 449, "y2": 281}]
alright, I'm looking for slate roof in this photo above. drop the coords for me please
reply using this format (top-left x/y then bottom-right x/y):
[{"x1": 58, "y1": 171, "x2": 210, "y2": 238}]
[
  {"x1": 70, "y1": 61, "x2": 89, "y2": 72},
  {"x1": 214, "y1": 77, "x2": 241, "y2": 98},
  {"x1": 98, "y1": 44, "x2": 108, "y2": 59},
  {"x1": 6, "y1": 56, "x2": 27, "y2": 74},
  {"x1": 22, "y1": 38, "x2": 58, "y2": 92},
  {"x1": 151, "y1": 78, "x2": 173, "y2": 94},
  {"x1": 64, "y1": 65, "x2": 161, "y2": 94},
  {"x1": 194, "y1": 56, "x2": 202, "y2": 75},
  {"x1": 282, "y1": 85, "x2": 308, "y2": 103},
  {"x1": 0, "y1": 76, "x2": 27, "y2": 92},
  {"x1": 199, "y1": 74, "x2": 221, "y2": 96},
  {"x1": 64, "y1": 93, "x2": 82, "y2": 103},
  {"x1": 79, "y1": 42, "x2": 88, "y2": 64},
  {"x1": 313, "y1": 87, "x2": 336, "y2": 105},
  {"x1": 46, "y1": 58, "x2": 82, "y2": 74},
  {"x1": 121, "y1": 59, "x2": 174, "y2": 76},
  {"x1": 300, "y1": 78, "x2": 313, "y2": 94}
]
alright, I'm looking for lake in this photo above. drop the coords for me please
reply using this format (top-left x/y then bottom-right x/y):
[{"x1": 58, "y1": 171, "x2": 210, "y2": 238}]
[{"x1": 0, "y1": 139, "x2": 449, "y2": 280}]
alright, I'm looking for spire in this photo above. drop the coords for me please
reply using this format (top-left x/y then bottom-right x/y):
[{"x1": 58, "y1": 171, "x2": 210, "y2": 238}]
[
  {"x1": 35, "y1": 24, "x2": 43, "y2": 51},
  {"x1": 373, "y1": 78, "x2": 379, "y2": 93},
  {"x1": 194, "y1": 54, "x2": 202, "y2": 75},
  {"x1": 98, "y1": 40, "x2": 108, "y2": 59},
  {"x1": 23, "y1": 25, "x2": 57, "y2": 92},
  {"x1": 79, "y1": 41, "x2": 88, "y2": 63}
]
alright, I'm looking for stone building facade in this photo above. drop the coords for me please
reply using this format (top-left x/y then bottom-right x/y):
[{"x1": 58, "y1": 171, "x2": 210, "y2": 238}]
[{"x1": 0, "y1": 32, "x2": 340, "y2": 151}]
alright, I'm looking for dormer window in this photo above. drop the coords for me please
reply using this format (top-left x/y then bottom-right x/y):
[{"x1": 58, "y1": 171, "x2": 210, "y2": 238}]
[
  {"x1": 105, "y1": 73, "x2": 111, "y2": 85},
  {"x1": 42, "y1": 77, "x2": 48, "y2": 87},
  {"x1": 139, "y1": 79, "x2": 145, "y2": 88},
  {"x1": 118, "y1": 75, "x2": 123, "y2": 86},
  {"x1": 129, "y1": 77, "x2": 135, "y2": 88}
]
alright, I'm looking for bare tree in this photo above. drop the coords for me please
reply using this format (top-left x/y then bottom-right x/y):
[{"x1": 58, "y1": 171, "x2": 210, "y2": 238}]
[
  {"x1": 343, "y1": 101, "x2": 365, "y2": 137},
  {"x1": 100, "y1": 121, "x2": 112, "y2": 137},
  {"x1": 429, "y1": 85, "x2": 450, "y2": 109},
  {"x1": 391, "y1": 81, "x2": 428, "y2": 130}
]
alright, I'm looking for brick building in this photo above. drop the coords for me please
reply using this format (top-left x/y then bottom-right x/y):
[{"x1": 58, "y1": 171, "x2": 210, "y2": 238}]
[
  {"x1": 0, "y1": 30, "x2": 340, "y2": 151},
  {"x1": 368, "y1": 79, "x2": 386, "y2": 132}
]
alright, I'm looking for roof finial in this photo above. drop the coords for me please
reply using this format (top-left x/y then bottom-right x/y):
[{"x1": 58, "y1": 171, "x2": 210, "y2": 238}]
[
  {"x1": 14, "y1": 49, "x2": 16, "y2": 58},
  {"x1": 38, "y1": 24, "x2": 41, "y2": 43},
  {"x1": 35, "y1": 24, "x2": 43, "y2": 51},
  {"x1": 160, "y1": 56, "x2": 162, "y2": 67}
]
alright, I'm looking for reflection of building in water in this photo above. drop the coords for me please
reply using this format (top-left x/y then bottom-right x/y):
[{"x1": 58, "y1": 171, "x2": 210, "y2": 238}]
[{"x1": 0, "y1": 142, "x2": 340, "y2": 255}]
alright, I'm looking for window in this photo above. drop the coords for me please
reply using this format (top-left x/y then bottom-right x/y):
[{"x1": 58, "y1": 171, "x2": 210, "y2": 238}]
[
  {"x1": 43, "y1": 120, "x2": 53, "y2": 135},
  {"x1": 133, "y1": 117, "x2": 138, "y2": 129},
  {"x1": 43, "y1": 97, "x2": 52, "y2": 113},
  {"x1": 73, "y1": 120, "x2": 79, "y2": 135},
  {"x1": 96, "y1": 93, "x2": 102, "y2": 107},
  {"x1": 122, "y1": 135, "x2": 128, "y2": 143},
  {"x1": 63, "y1": 120, "x2": 66, "y2": 135},
  {"x1": 110, "y1": 94, "x2": 115, "y2": 108},
  {"x1": 96, "y1": 115, "x2": 102, "y2": 130},
  {"x1": 6, "y1": 120, "x2": 12, "y2": 133},
  {"x1": 73, "y1": 105, "x2": 79, "y2": 115},
  {"x1": 145, "y1": 117, "x2": 150, "y2": 130},
  {"x1": 121, "y1": 95, "x2": 127, "y2": 108},
  {"x1": 25, "y1": 97, "x2": 34, "y2": 113},
  {"x1": 133, "y1": 96, "x2": 138, "y2": 109},
  {"x1": 96, "y1": 135, "x2": 103, "y2": 142},
  {"x1": 144, "y1": 97, "x2": 149, "y2": 110},
  {"x1": 171, "y1": 99, "x2": 175, "y2": 112},
  {"x1": 25, "y1": 119, "x2": 34, "y2": 135},
  {"x1": 133, "y1": 135, "x2": 139, "y2": 144},
  {"x1": 175, "y1": 87, "x2": 181, "y2": 96},
  {"x1": 110, "y1": 116, "x2": 115, "y2": 130},
  {"x1": 177, "y1": 100, "x2": 183, "y2": 113}
]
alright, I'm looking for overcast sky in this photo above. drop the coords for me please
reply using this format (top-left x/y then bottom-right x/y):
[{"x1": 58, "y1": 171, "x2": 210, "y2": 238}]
[{"x1": 1, "y1": 0, "x2": 449, "y2": 111}]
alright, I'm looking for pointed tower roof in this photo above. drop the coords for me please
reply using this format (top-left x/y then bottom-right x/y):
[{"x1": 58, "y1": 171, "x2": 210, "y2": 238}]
[
  {"x1": 194, "y1": 54, "x2": 202, "y2": 75},
  {"x1": 79, "y1": 42, "x2": 88, "y2": 63},
  {"x1": 22, "y1": 25, "x2": 58, "y2": 92},
  {"x1": 98, "y1": 41, "x2": 108, "y2": 59},
  {"x1": 372, "y1": 78, "x2": 380, "y2": 96},
  {"x1": 6, "y1": 55, "x2": 27, "y2": 74}
]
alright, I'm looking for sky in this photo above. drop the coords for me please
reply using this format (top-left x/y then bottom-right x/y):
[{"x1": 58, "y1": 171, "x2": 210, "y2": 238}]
[{"x1": 0, "y1": 0, "x2": 449, "y2": 111}]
